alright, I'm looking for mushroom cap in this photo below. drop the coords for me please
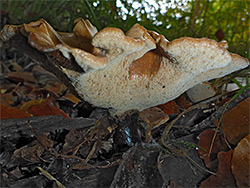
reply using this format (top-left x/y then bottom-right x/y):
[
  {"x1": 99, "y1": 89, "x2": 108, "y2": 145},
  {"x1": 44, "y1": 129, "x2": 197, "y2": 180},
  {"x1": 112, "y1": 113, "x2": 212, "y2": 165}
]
[
  {"x1": 22, "y1": 19, "x2": 64, "y2": 52},
  {"x1": 1, "y1": 19, "x2": 249, "y2": 115},
  {"x1": 73, "y1": 36, "x2": 244, "y2": 114},
  {"x1": 73, "y1": 18, "x2": 100, "y2": 54},
  {"x1": 92, "y1": 26, "x2": 155, "y2": 62}
]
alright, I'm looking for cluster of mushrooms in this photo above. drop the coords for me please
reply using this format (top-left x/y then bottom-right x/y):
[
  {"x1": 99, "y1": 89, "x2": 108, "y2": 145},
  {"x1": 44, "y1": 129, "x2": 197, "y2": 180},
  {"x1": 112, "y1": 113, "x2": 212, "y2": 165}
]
[{"x1": 1, "y1": 18, "x2": 249, "y2": 115}]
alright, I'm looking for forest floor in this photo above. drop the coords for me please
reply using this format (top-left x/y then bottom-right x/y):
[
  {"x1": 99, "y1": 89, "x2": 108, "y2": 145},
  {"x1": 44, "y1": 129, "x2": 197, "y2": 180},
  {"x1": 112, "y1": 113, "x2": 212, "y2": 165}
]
[{"x1": 0, "y1": 44, "x2": 249, "y2": 187}]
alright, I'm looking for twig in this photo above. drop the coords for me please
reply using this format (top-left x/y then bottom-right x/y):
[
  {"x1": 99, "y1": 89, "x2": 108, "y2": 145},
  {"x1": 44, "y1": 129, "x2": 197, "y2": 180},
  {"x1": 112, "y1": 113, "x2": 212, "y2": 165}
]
[
  {"x1": 161, "y1": 94, "x2": 224, "y2": 146},
  {"x1": 208, "y1": 127, "x2": 218, "y2": 157},
  {"x1": 184, "y1": 152, "x2": 217, "y2": 175},
  {"x1": 85, "y1": 141, "x2": 97, "y2": 163},
  {"x1": 160, "y1": 94, "x2": 225, "y2": 173},
  {"x1": 37, "y1": 167, "x2": 66, "y2": 188}
]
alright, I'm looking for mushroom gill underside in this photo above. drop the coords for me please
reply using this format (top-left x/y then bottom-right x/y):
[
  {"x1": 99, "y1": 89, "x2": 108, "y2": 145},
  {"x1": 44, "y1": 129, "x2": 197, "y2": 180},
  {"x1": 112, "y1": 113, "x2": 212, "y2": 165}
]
[{"x1": 0, "y1": 18, "x2": 249, "y2": 114}]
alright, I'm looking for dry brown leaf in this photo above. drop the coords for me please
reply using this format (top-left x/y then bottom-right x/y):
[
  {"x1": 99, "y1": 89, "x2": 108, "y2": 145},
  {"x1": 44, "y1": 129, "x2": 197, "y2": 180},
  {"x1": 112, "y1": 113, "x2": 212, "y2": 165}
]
[
  {"x1": 139, "y1": 107, "x2": 169, "y2": 129},
  {"x1": 72, "y1": 163, "x2": 93, "y2": 170},
  {"x1": 28, "y1": 100, "x2": 70, "y2": 118},
  {"x1": 36, "y1": 132, "x2": 54, "y2": 148},
  {"x1": 223, "y1": 98, "x2": 250, "y2": 145},
  {"x1": 61, "y1": 129, "x2": 84, "y2": 154},
  {"x1": 62, "y1": 92, "x2": 82, "y2": 105},
  {"x1": 14, "y1": 141, "x2": 44, "y2": 163},
  {"x1": 0, "y1": 104, "x2": 32, "y2": 120},
  {"x1": 7, "y1": 72, "x2": 37, "y2": 83},
  {"x1": 200, "y1": 150, "x2": 236, "y2": 187},
  {"x1": 157, "y1": 100, "x2": 180, "y2": 114},
  {"x1": 175, "y1": 96, "x2": 192, "y2": 110},
  {"x1": 0, "y1": 92, "x2": 13, "y2": 106},
  {"x1": 43, "y1": 82, "x2": 66, "y2": 95},
  {"x1": 197, "y1": 129, "x2": 228, "y2": 169},
  {"x1": 232, "y1": 134, "x2": 250, "y2": 187}
]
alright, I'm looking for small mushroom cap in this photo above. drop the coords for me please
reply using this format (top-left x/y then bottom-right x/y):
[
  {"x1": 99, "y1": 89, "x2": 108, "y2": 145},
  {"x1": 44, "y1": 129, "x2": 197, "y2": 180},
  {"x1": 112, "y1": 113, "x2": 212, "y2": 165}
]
[
  {"x1": 73, "y1": 18, "x2": 100, "y2": 54},
  {"x1": 74, "y1": 18, "x2": 98, "y2": 39},
  {"x1": 219, "y1": 40, "x2": 229, "y2": 49},
  {"x1": 22, "y1": 19, "x2": 64, "y2": 51},
  {"x1": 92, "y1": 26, "x2": 154, "y2": 61},
  {"x1": 56, "y1": 44, "x2": 108, "y2": 72},
  {"x1": 57, "y1": 32, "x2": 78, "y2": 48},
  {"x1": 0, "y1": 24, "x2": 21, "y2": 42},
  {"x1": 92, "y1": 27, "x2": 144, "y2": 51}
]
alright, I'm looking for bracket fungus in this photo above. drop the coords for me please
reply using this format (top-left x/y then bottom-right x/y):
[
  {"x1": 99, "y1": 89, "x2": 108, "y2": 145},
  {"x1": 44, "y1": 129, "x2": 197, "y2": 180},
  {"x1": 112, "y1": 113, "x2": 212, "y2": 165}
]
[{"x1": 1, "y1": 18, "x2": 249, "y2": 115}]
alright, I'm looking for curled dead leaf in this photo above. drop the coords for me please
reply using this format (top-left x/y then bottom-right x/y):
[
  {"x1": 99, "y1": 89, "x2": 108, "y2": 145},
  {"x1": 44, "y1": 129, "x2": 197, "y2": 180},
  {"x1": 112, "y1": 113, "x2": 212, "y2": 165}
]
[
  {"x1": 223, "y1": 98, "x2": 250, "y2": 145},
  {"x1": 232, "y1": 134, "x2": 250, "y2": 187},
  {"x1": 200, "y1": 150, "x2": 236, "y2": 187}
]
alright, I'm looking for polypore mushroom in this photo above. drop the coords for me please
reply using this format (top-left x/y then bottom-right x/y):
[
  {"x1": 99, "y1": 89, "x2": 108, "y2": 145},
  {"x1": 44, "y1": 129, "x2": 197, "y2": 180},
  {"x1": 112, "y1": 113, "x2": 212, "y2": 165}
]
[{"x1": 1, "y1": 19, "x2": 249, "y2": 116}]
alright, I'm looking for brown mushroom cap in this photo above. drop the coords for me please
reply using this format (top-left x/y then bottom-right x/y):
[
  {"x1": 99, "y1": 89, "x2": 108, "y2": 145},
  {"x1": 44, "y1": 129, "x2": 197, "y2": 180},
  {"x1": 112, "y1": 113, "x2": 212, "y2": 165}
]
[
  {"x1": 22, "y1": 19, "x2": 64, "y2": 51},
  {"x1": 73, "y1": 18, "x2": 100, "y2": 54}
]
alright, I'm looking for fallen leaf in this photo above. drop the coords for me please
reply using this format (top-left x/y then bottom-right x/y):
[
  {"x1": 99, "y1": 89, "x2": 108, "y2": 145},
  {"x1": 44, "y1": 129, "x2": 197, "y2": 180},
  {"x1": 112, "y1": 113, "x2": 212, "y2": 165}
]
[
  {"x1": 197, "y1": 129, "x2": 228, "y2": 169},
  {"x1": 14, "y1": 141, "x2": 44, "y2": 163},
  {"x1": 36, "y1": 132, "x2": 54, "y2": 148},
  {"x1": 9, "y1": 167, "x2": 24, "y2": 179},
  {"x1": 63, "y1": 92, "x2": 82, "y2": 105},
  {"x1": 232, "y1": 134, "x2": 250, "y2": 187},
  {"x1": 7, "y1": 72, "x2": 37, "y2": 83},
  {"x1": 223, "y1": 98, "x2": 250, "y2": 145},
  {"x1": 139, "y1": 107, "x2": 169, "y2": 129},
  {"x1": 186, "y1": 82, "x2": 215, "y2": 103},
  {"x1": 157, "y1": 100, "x2": 180, "y2": 114},
  {"x1": 200, "y1": 150, "x2": 236, "y2": 187},
  {"x1": 139, "y1": 107, "x2": 169, "y2": 142},
  {"x1": 62, "y1": 129, "x2": 84, "y2": 154},
  {"x1": 72, "y1": 162, "x2": 95, "y2": 170},
  {"x1": 9, "y1": 60, "x2": 23, "y2": 72},
  {"x1": 175, "y1": 96, "x2": 192, "y2": 110},
  {"x1": 20, "y1": 98, "x2": 43, "y2": 112},
  {"x1": 0, "y1": 93, "x2": 13, "y2": 106},
  {"x1": 28, "y1": 100, "x2": 70, "y2": 118},
  {"x1": 43, "y1": 82, "x2": 66, "y2": 95},
  {"x1": 0, "y1": 104, "x2": 32, "y2": 120}
]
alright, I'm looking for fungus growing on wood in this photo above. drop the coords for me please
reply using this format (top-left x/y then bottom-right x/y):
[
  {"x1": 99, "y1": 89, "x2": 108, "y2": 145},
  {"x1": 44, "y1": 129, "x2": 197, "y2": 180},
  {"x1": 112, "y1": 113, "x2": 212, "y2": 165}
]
[{"x1": 1, "y1": 18, "x2": 249, "y2": 115}]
